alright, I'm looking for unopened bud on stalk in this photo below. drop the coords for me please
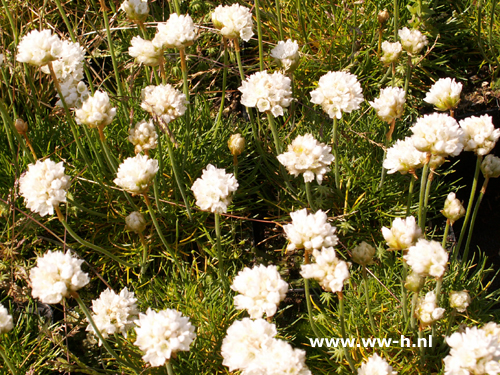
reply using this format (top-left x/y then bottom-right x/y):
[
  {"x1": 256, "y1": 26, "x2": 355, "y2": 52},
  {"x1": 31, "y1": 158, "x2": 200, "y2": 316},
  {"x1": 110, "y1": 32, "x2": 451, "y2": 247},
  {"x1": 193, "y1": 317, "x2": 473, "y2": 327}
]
[
  {"x1": 378, "y1": 10, "x2": 390, "y2": 24},
  {"x1": 481, "y1": 154, "x2": 500, "y2": 178},
  {"x1": 442, "y1": 192, "x2": 465, "y2": 223},
  {"x1": 404, "y1": 271, "x2": 424, "y2": 292},
  {"x1": 449, "y1": 290, "x2": 471, "y2": 312},
  {"x1": 228, "y1": 133, "x2": 245, "y2": 156},
  {"x1": 125, "y1": 211, "x2": 147, "y2": 233},
  {"x1": 351, "y1": 241, "x2": 376, "y2": 266},
  {"x1": 15, "y1": 118, "x2": 28, "y2": 135}
]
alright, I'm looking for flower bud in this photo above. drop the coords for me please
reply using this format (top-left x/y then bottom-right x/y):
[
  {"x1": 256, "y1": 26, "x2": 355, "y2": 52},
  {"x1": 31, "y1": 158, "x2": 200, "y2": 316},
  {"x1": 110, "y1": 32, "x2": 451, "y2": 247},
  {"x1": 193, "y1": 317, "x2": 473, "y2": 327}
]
[
  {"x1": 15, "y1": 118, "x2": 28, "y2": 135},
  {"x1": 481, "y1": 154, "x2": 500, "y2": 178},
  {"x1": 126, "y1": 211, "x2": 147, "y2": 233},
  {"x1": 404, "y1": 271, "x2": 424, "y2": 292},
  {"x1": 450, "y1": 290, "x2": 471, "y2": 312},
  {"x1": 351, "y1": 241, "x2": 376, "y2": 266},
  {"x1": 228, "y1": 134, "x2": 245, "y2": 156},
  {"x1": 378, "y1": 10, "x2": 390, "y2": 24},
  {"x1": 442, "y1": 192, "x2": 465, "y2": 223}
]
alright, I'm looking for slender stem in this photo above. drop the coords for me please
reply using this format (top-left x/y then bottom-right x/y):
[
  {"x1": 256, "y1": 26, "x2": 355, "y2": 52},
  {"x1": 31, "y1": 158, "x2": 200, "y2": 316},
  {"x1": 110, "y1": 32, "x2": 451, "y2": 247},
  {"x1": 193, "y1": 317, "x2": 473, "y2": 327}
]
[
  {"x1": 406, "y1": 176, "x2": 416, "y2": 216},
  {"x1": 179, "y1": 48, "x2": 192, "y2": 167},
  {"x1": 172, "y1": 0, "x2": 181, "y2": 14},
  {"x1": 394, "y1": 0, "x2": 399, "y2": 41},
  {"x1": 267, "y1": 113, "x2": 282, "y2": 154},
  {"x1": 215, "y1": 213, "x2": 227, "y2": 288},
  {"x1": 338, "y1": 292, "x2": 356, "y2": 373},
  {"x1": 97, "y1": 129, "x2": 117, "y2": 173},
  {"x1": 410, "y1": 292, "x2": 418, "y2": 330},
  {"x1": 404, "y1": 54, "x2": 412, "y2": 98},
  {"x1": 490, "y1": 0, "x2": 497, "y2": 48},
  {"x1": 304, "y1": 251, "x2": 321, "y2": 338},
  {"x1": 233, "y1": 155, "x2": 239, "y2": 180},
  {"x1": 159, "y1": 54, "x2": 167, "y2": 84},
  {"x1": 215, "y1": 38, "x2": 229, "y2": 134},
  {"x1": 435, "y1": 277, "x2": 443, "y2": 305},
  {"x1": 362, "y1": 267, "x2": 377, "y2": 333},
  {"x1": 254, "y1": 0, "x2": 264, "y2": 71},
  {"x1": 445, "y1": 309, "x2": 456, "y2": 338},
  {"x1": 392, "y1": 62, "x2": 396, "y2": 87},
  {"x1": 21, "y1": 134, "x2": 37, "y2": 160},
  {"x1": 402, "y1": 260, "x2": 409, "y2": 323},
  {"x1": 332, "y1": 117, "x2": 340, "y2": 190},
  {"x1": 422, "y1": 169, "x2": 435, "y2": 229},
  {"x1": 275, "y1": 0, "x2": 284, "y2": 40},
  {"x1": 418, "y1": 327, "x2": 425, "y2": 366},
  {"x1": 0, "y1": 345, "x2": 17, "y2": 375},
  {"x1": 139, "y1": 232, "x2": 149, "y2": 279},
  {"x1": 351, "y1": 2, "x2": 357, "y2": 59},
  {"x1": 418, "y1": 157, "x2": 430, "y2": 232},
  {"x1": 378, "y1": 137, "x2": 390, "y2": 190},
  {"x1": 234, "y1": 43, "x2": 246, "y2": 83},
  {"x1": 442, "y1": 218, "x2": 450, "y2": 249},
  {"x1": 305, "y1": 182, "x2": 315, "y2": 211},
  {"x1": 0, "y1": 100, "x2": 34, "y2": 163}
]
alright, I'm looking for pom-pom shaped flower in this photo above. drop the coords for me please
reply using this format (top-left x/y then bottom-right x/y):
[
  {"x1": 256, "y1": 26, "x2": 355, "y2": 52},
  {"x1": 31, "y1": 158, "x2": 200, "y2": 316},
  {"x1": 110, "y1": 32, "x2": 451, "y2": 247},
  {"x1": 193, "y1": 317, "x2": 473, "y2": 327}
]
[
  {"x1": 120, "y1": 0, "x2": 149, "y2": 22},
  {"x1": 19, "y1": 159, "x2": 71, "y2": 217},
  {"x1": 381, "y1": 216, "x2": 422, "y2": 251},
  {"x1": 0, "y1": 304, "x2": 13, "y2": 334},
  {"x1": 75, "y1": 91, "x2": 116, "y2": 129},
  {"x1": 141, "y1": 84, "x2": 188, "y2": 124},
  {"x1": 450, "y1": 290, "x2": 471, "y2": 313},
  {"x1": 125, "y1": 211, "x2": 147, "y2": 233},
  {"x1": 442, "y1": 192, "x2": 465, "y2": 224},
  {"x1": 369, "y1": 86, "x2": 406, "y2": 124},
  {"x1": 128, "y1": 119, "x2": 158, "y2": 154},
  {"x1": 424, "y1": 78, "x2": 462, "y2": 112},
  {"x1": 351, "y1": 241, "x2": 376, "y2": 267},
  {"x1": 416, "y1": 291, "x2": 445, "y2": 327},
  {"x1": 128, "y1": 36, "x2": 162, "y2": 66},
  {"x1": 277, "y1": 134, "x2": 334, "y2": 184},
  {"x1": 221, "y1": 318, "x2": 277, "y2": 372},
  {"x1": 252, "y1": 338, "x2": 312, "y2": 375},
  {"x1": 153, "y1": 13, "x2": 196, "y2": 50},
  {"x1": 481, "y1": 154, "x2": 500, "y2": 178},
  {"x1": 40, "y1": 40, "x2": 84, "y2": 81},
  {"x1": 191, "y1": 164, "x2": 238, "y2": 213},
  {"x1": 358, "y1": 353, "x2": 397, "y2": 375},
  {"x1": 56, "y1": 79, "x2": 89, "y2": 109},
  {"x1": 444, "y1": 324, "x2": 500, "y2": 375},
  {"x1": 114, "y1": 154, "x2": 159, "y2": 195},
  {"x1": 270, "y1": 39, "x2": 300, "y2": 72},
  {"x1": 459, "y1": 115, "x2": 500, "y2": 156},
  {"x1": 231, "y1": 264, "x2": 288, "y2": 319},
  {"x1": 238, "y1": 71, "x2": 292, "y2": 117},
  {"x1": 228, "y1": 133, "x2": 245, "y2": 156},
  {"x1": 398, "y1": 27, "x2": 428, "y2": 55},
  {"x1": 283, "y1": 209, "x2": 338, "y2": 251},
  {"x1": 404, "y1": 271, "x2": 425, "y2": 293},
  {"x1": 404, "y1": 239, "x2": 448, "y2": 278},
  {"x1": 87, "y1": 288, "x2": 139, "y2": 343},
  {"x1": 310, "y1": 71, "x2": 364, "y2": 119},
  {"x1": 380, "y1": 41, "x2": 402, "y2": 65},
  {"x1": 134, "y1": 308, "x2": 196, "y2": 367},
  {"x1": 30, "y1": 250, "x2": 89, "y2": 304},
  {"x1": 16, "y1": 29, "x2": 62, "y2": 66},
  {"x1": 212, "y1": 4, "x2": 253, "y2": 42},
  {"x1": 300, "y1": 247, "x2": 350, "y2": 293},
  {"x1": 410, "y1": 113, "x2": 464, "y2": 158},
  {"x1": 383, "y1": 137, "x2": 429, "y2": 175}
]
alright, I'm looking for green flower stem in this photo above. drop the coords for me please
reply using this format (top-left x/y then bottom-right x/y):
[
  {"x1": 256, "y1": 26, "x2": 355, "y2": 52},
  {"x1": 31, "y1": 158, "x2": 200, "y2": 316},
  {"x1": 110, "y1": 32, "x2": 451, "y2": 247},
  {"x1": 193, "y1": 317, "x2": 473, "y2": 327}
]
[
  {"x1": 234, "y1": 42, "x2": 246, "y2": 83},
  {"x1": 139, "y1": 232, "x2": 149, "y2": 279},
  {"x1": 215, "y1": 213, "x2": 227, "y2": 288},
  {"x1": 338, "y1": 292, "x2": 356, "y2": 373},
  {"x1": 179, "y1": 48, "x2": 192, "y2": 166},
  {"x1": 418, "y1": 157, "x2": 430, "y2": 232},
  {"x1": 418, "y1": 327, "x2": 425, "y2": 365},
  {"x1": 267, "y1": 113, "x2": 282, "y2": 155},
  {"x1": 215, "y1": 38, "x2": 229, "y2": 134},
  {"x1": 233, "y1": 155, "x2": 239, "y2": 181},
  {"x1": 143, "y1": 194, "x2": 185, "y2": 279},
  {"x1": 166, "y1": 361, "x2": 175, "y2": 375},
  {"x1": 453, "y1": 155, "x2": 482, "y2": 264},
  {"x1": 332, "y1": 117, "x2": 340, "y2": 190},
  {"x1": 275, "y1": 0, "x2": 284, "y2": 40},
  {"x1": 410, "y1": 292, "x2": 418, "y2": 330},
  {"x1": 97, "y1": 127, "x2": 117, "y2": 173},
  {"x1": 445, "y1": 309, "x2": 456, "y2": 338},
  {"x1": 82, "y1": 126, "x2": 107, "y2": 175},
  {"x1": 404, "y1": 54, "x2": 412, "y2": 98},
  {"x1": 254, "y1": 0, "x2": 264, "y2": 71},
  {"x1": 406, "y1": 175, "x2": 416, "y2": 216},
  {"x1": 378, "y1": 138, "x2": 390, "y2": 190},
  {"x1": 393, "y1": 0, "x2": 399, "y2": 40},
  {"x1": 0, "y1": 345, "x2": 17, "y2": 375},
  {"x1": 303, "y1": 251, "x2": 321, "y2": 338},
  {"x1": 305, "y1": 182, "x2": 315, "y2": 211},
  {"x1": 392, "y1": 62, "x2": 396, "y2": 87},
  {"x1": 442, "y1": 218, "x2": 450, "y2": 249},
  {"x1": 173, "y1": 0, "x2": 181, "y2": 14},
  {"x1": 362, "y1": 267, "x2": 377, "y2": 333},
  {"x1": 0, "y1": 99, "x2": 34, "y2": 163},
  {"x1": 422, "y1": 169, "x2": 435, "y2": 229},
  {"x1": 0, "y1": 0, "x2": 18, "y2": 45},
  {"x1": 435, "y1": 277, "x2": 443, "y2": 305},
  {"x1": 73, "y1": 292, "x2": 140, "y2": 374},
  {"x1": 55, "y1": 206, "x2": 134, "y2": 268},
  {"x1": 296, "y1": 0, "x2": 308, "y2": 44},
  {"x1": 351, "y1": 2, "x2": 357, "y2": 58},
  {"x1": 401, "y1": 260, "x2": 409, "y2": 324}
]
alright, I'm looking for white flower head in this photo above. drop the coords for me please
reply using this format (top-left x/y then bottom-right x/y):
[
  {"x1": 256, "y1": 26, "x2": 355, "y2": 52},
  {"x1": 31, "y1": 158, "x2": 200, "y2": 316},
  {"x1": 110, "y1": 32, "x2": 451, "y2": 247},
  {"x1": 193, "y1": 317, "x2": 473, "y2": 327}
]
[
  {"x1": 410, "y1": 113, "x2": 464, "y2": 157},
  {"x1": 383, "y1": 137, "x2": 428, "y2": 175},
  {"x1": 358, "y1": 353, "x2": 397, "y2": 375},
  {"x1": 369, "y1": 86, "x2": 406, "y2": 124},
  {"x1": 153, "y1": 13, "x2": 196, "y2": 50},
  {"x1": 277, "y1": 134, "x2": 334, "y2": 184},
  {"x1": 16, "y1": 29, "x2": 62, "y2": 66},
  {"x1": 351, "y1": 241, "x2": 376, "y2": 267},
  {"x1": 114, "y1": 154, "x2": 159, "y2": 195},
  {"x1": 481, "y1": 154, "x2": 500, "y2": 178},
  {"x1": 442, "y1": 192, "x2": 465, "y2": 223},
  {"x1": 404, "y1": 238, "x2": 448, "y2": 278},
  {"x1": 416, "y1": 291, "x2": 445, "y2": 327},
  {"x1": 125, "y1": 211, "x2": 147, "y2": 233},
  {"x1": 134, "y1": 308, "x2": 196, "y2": 367},
  {"x1": 310, "y1": 71, "x2": 364, "y2": 119},
  {"x1": 381, "y1": 216, "x2": 422, "y2": 250},
  {"x1": 380, "y1": 41, "x2": 402, "y2": 65},
  {"x1": 128, "y1": 119, "x2": 158, "y2": 154},
  {"x1": 75, "y1": 91, "x2": 116, "y2": 129},
  {"x1": 19, "y1": 158, "x2": 71, "y2": 217},
  {"x1": 0, "y1": 304, "x2": 13, "y2": 334},
  {"x1": 424, "y1": 78, "x2": 462, "y2": 111},
  {"x1": 87, "y1": 288, "x2": 139, "y2": 344},
  {"x1": 231, "y1": 264, "x2": 288, "y2": 319},
  {"x1": 252, "y1": 338, "x2": 312, "y2": 375},
  {"x1": 459, "y1": 115, "x2": 500, "y2": 156},
  {"x1": 221, "y1": 318, "x2": 277, "y2": 372},
  {"x1": 56, "y1": 78, "x2": 89, "y2": 109},
  {"x1": 398, "y1": 27, "x2": 428, "y2": 55},
  {"x1": 29, "y1": 250, "x2": 90, "y2": 304},
  {"x1": 191, "y1": 164, "x2": 238, "y2": 214},
  {"x1": 40, "y1": 40, "x2": 85, "y2": 82},
  {"x1": 238, "y1": 70, "x2": 292, "y2": 117},
  {"x1": 300, "y1": 247, "x2": 350, "y2": 293},
  {"x1": 228, "y1": 133, "x2": 245, "y2": 156},
  {"x1": 128, "y1": 36, "x2": 163, "y2": 66},
  {"x1": 450, "y1": 290, "x2": 471, "y2": 312},
  {"x1": 141, "y1": 84, "x2": 188, "y2": 124},
  {"x1": 270, "y1": 39, "x2": 300, "y2": 72},
  {"x1": 283, "y1": 209, "x2": 338, "y2": 251},
  {"x1": 120, "y1": 0, "x2": 149, "y2": 22},
  {"x1": 212, "y1": 4, "x2": 254, "y2": 42}
]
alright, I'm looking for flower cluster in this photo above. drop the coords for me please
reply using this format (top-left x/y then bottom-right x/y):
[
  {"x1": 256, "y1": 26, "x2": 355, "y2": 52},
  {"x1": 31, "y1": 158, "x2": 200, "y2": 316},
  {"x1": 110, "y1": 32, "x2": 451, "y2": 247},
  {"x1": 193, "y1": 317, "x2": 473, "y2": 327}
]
[
  {"x1": 300, "y1": 247, "x2": 350, "y2": 293},
  {"x1": 40, "y1": 40, "x2": 84, "y2": 82},
  {"x1": 398, "y1": 27, "x2": 428, "y2": 55},
  {"x1": 141, "y1": 84, "x2": 188, "y2": 124},
  {"x1": 380, "y1": 41, "x2": 402, "y2": 65},
  {"x1": 416, "y1": 291, "x2": 445, "y2": 327},
  {"x1": 87, "y1": 288, "x2": 139, "y2": 343},
  {"x1": 424, "y1": 78, "x2": 462, "y2": 111},
  {"x1": 0, "y1": 304, "x2": 13, "y2": 334},
  {"x1": 75, "y1": 91, "x2": 116, "y2": 129},
  {"x1": 19, "y1": 158, "x2": 71, "y2": 217},
  {"x1": 482, "y1": 154, "x2": 500, "y2": 178},
  {"x1": 128, "y1": 119, "x2": 158, "y2": 154},
  {"x1": 310, "y1": 71, "x2": 364, "y2": 119},
  {"x1": 277, "y1": 134, "x2": 334, "y2": 184},
  {"x1": 114, "y1": 154, "x2": 159, "y2": 195},
  {"x1": 459, "y1": 115, "x2": 500, "y2": 156},
  {"x1": 231, "y1": 264, "x2": 288, "y2": 319},
  {"x1": 442, "y1": 192, "x2": 465, "y2": 223},
  {"x1": 56, "y1": 79, "x2": 89, "y2": 108},
  {"x1": 270, "y1": 39, "x2": 300, "y2": 72},
  {"x1": 449, "y1": 290, "x2": 471, "y2": 312},
  {"x1": 283, "y1": 209, "x2": 338, "y2": 251},
  {"x1": 369, "y1": 86, "x2": 406, "y2": 124},
  {"x1": 383, "y1": 137, "x2": 429, "y2": 175},
  {"x1": 16, "y1": 29, "x2": 62, "y2": 66},
  {"x1": 125, "y1": 211, "x2": 147, "y2": 233},
  {"x1": 153, "y1": 13, "x2": 196, "y2": 50},
  {"x1": 134, "y1": 308, "x2": 196, "y2": 367},
  {"x1": 381, "y1": 216, "x2": 422, "y2": 250},
  {"x1": 404, "y1": 239, "x2": 448, "y2": 278},
  {"x1": 30, "y1": 251, "x2": 89, "y2": 304},
  {"x1": 351, "y1": 241, "x2": 376, "y2": 267},
  {"x1": 358, "y1": 353, "x2": 397, "y2": 375},
  {"x1": 120, "y1": 0, "x2": 149, "y2": 22},
  {"x1": 212, "y1": 4, "x2": 253, "y2": 41},
  {"x1": 191, "y1": 164, "x2": 238, "y2": 213},
  {"x1": 239, "y1": 71, "x2": 292, "y2": 117},
  {"x1": 128, "y1": 36, "x2": 162, "y2": 66}
]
